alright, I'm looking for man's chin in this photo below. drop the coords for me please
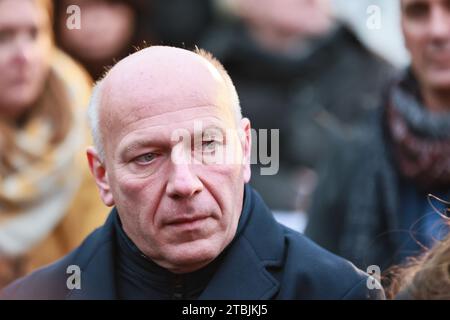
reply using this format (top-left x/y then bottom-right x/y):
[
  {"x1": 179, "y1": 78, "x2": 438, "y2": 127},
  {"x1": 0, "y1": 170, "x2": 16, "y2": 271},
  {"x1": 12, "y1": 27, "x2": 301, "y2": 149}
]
[{"x1": 163, "y1": 240, "x2": 223, "y2": 273}]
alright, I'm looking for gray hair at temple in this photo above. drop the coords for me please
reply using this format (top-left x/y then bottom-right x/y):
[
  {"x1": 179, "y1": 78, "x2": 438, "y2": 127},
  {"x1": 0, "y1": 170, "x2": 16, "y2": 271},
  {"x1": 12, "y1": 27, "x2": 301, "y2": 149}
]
[{"x1": 87, "y1": 47, "x2": 242, "y2": 161}]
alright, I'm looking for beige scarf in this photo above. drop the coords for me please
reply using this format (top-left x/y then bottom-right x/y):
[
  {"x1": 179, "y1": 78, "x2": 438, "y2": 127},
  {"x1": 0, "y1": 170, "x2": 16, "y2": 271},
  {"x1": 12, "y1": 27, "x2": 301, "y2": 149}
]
[{"x1": 0, "y1": 50, "x2": 91, "y2": 257}]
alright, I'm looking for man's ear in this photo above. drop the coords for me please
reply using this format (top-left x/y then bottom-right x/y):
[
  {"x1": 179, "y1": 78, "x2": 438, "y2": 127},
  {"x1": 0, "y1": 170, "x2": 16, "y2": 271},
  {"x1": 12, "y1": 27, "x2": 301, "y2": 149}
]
[
  {"x1": 240, "y1": 118, "x2": 252, "y2": 183},
  {"x1": 86, "y1": 146, "x2": 115, "y2": 207}
]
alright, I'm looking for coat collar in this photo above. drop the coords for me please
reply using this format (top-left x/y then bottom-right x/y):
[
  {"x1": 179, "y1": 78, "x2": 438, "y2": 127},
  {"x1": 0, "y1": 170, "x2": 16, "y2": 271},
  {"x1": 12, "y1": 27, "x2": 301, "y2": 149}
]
[
  {"x1": 199, "y1": 184, "x2": 285, "y2": 299},
  {"x1": 66, "y1": 212, "x2": 118, "y2": 299},
  {"x1": 66, "y1": 184, "x2": 285, "y2": 299}
]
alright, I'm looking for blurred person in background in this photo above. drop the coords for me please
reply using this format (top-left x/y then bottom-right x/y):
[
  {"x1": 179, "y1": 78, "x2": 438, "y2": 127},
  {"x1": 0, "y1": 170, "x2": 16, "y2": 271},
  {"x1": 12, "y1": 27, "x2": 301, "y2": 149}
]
[
  {"x1": 0, "y1": 0, "x2": 107, "y2": 287},
  {"x1": 202, "y1": 0, "x2": 394, "y2": 220},
  {"x1": 53, "y1": 0, "x2": 153, "y2": 80},
  {"x1": 306, "y1": 0, "x2": 450, "y2": 273},
  {"x1": 53, "y1": 0, "x2": 214, "y2": 81}
]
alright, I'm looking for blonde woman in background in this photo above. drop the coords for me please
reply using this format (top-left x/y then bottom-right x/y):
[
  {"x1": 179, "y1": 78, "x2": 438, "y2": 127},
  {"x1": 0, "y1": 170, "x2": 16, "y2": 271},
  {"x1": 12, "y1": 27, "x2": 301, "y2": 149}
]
[{"x1": 0, "y1": 0, "x2": 108, "y2": 287}]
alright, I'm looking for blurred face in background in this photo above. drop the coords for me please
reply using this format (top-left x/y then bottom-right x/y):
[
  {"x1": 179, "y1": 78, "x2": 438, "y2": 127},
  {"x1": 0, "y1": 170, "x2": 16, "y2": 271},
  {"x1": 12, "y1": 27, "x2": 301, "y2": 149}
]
[
  {"x1": 235, "y1": 0, "x2": 333, "y2": 41},
  {"x1": 402, "y1": 0, "x2": 450, "y2": 91},
  {"x1": 0, "y1": 0, "x2": 52, "y2": 121},
  {"x1": 59, "y1": 0, "x2": 135, "y2": 62}
]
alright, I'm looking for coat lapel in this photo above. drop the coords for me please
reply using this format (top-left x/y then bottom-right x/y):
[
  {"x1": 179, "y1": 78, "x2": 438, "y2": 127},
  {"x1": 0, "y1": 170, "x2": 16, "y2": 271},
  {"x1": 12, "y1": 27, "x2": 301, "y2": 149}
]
[
  {"x1": 198, "y1": 237, "x2": 280, "y2": 299},
  {"x1": 66, "y1": 212, "x2": 118, "y2": 299}
]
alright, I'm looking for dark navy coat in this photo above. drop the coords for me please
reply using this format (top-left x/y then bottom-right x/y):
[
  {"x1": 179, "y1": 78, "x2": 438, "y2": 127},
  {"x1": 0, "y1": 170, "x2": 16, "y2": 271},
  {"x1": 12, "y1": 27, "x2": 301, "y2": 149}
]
[{"x1": 1, "y1": 185, "x2": 384, "y2": 299}]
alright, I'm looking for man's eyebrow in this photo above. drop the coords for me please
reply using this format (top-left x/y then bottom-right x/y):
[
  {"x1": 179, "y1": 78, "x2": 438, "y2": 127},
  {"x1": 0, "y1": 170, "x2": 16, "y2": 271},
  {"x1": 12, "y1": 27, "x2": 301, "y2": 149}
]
[
  {"x1": 200, "y1": 125, "x2": 227, "y2": 135},
  {"x1": 191, "y1": 125, "x2": 227, "y2": 142},
  {"x1": 120, "y1": 139, "x2": 163, "y2": 156}
]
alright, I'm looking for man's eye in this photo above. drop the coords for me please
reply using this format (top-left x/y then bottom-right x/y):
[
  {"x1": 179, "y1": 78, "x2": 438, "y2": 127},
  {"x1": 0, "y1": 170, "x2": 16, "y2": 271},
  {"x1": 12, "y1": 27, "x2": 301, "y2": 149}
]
[
  {"x1": 134, "y1": 153, "x2": 156, "y2": 164},
  {"x1": 202, "y1": 140, "x2": 218, "y2": 152}
]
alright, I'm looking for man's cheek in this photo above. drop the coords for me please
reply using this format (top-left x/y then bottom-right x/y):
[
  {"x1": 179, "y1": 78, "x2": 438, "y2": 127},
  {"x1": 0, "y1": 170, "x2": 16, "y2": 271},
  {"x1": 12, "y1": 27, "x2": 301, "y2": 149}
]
[
  {"x1": 205, "y1": 164, "x2": 244, "y2": 183},
  {"x1": 118, "y1": 179, "x2": 162, "y2": 214},
  {"x1": 116, "y1": 173, "x2": 156, "y2": 196}
]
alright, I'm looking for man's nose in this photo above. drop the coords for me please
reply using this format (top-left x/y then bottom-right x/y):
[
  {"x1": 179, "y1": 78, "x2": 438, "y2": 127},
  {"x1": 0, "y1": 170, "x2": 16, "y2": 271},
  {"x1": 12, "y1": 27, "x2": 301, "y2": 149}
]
[
  {"x1": 428, "y1": 6, "x2": 450, "y2": 40},
  {"x1": 166, "y1": 152, "x2": 203, "y2": 199}
]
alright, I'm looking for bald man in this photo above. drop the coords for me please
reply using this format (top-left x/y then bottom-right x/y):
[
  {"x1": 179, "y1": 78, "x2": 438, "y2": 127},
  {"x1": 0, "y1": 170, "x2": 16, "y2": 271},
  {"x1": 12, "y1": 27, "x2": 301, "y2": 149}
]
[{"x1": 1, "y1": 46, "x2": 384, "y2": 300}]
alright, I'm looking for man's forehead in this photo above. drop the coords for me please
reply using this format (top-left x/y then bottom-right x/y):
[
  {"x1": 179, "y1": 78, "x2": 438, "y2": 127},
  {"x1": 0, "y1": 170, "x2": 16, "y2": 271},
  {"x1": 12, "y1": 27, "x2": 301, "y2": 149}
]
[{"x1": 100, "y1": 46, "x2": 229, "y2": 124}]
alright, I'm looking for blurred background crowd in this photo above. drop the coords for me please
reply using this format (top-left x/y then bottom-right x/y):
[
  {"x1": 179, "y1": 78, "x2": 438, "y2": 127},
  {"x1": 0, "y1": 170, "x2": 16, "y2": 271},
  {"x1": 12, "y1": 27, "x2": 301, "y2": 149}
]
[{"x1": 0, "y1": 0, "x2": 449, "y2": 299}]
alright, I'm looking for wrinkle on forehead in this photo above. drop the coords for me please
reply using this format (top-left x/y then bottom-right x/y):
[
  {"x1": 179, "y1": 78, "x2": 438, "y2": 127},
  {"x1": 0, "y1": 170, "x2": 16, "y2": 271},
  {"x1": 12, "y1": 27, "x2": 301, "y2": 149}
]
[{"x1": 120, "y1": 105, "x2": 231, "y2": 130}]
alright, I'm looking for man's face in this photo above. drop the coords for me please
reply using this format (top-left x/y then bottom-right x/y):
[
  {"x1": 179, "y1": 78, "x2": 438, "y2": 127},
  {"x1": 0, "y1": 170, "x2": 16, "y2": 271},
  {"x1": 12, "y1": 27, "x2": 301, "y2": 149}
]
[
  {"x1": 402, "y1": 0, "x2": 450, "y2": 90},
  {"x1": 88, "y1": 49, "x2": 251, "y2": 273},
  {"x1": 0, "y1": 0, "x2": 52, "y2": 119}
]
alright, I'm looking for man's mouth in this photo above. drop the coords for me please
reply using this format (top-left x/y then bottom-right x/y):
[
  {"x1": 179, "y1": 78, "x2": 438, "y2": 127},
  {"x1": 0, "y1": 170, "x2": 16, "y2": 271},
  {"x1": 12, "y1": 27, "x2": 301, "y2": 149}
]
[
  {"x1": 427, "y1": 46, "x2": 450, "y2": 66},
  {"x1": 166, "y1": 215, "x2": 211, "y2": 227},
  {"x1": 430, "y1": 54, "x2": 450, "y2": 65}
]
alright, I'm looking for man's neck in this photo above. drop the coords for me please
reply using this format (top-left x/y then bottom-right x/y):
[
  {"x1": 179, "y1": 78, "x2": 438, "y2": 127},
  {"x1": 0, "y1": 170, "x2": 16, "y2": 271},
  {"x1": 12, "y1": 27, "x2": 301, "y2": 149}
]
[{"x1": 422, "y1": 87, "x2": 450, "y2": 113}]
